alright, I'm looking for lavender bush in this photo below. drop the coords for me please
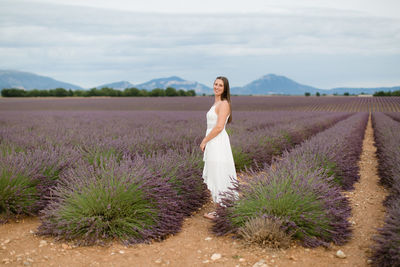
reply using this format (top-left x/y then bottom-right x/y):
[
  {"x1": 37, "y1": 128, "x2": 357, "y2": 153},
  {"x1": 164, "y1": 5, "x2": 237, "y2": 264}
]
[
  {"x1": 373, "y1": 113, "x2": 400, "y2": 209},
  {"x1": 38, "y1": 155, "x2": 183, "y2": 245},
  {"x1": 373, "y1": 113, "x2": 400, "y2": 191},
  {"x1": 370, "y1": 113, "x2": 400, "y2": 266},
  {"x1": 371, "y1": 202, "x2": 400, "y2": 267},
  {"x1": 0, "y1": 152, "x2": 40, "y2": 223},
  {"x1": 284, "y1": 113, "x2": 368, "y2": 190},
  {"x1": 143, "y1": 148, "x2": 209, "y2": 216},
  {"x1": 385, "y1": 112, "x2": 400, "y2": 123},
  {"x1": 0, "y1": 147, "x2": 77, "y2": 223},
  {"x1": 231, "y1": 112, "x2": 351, "y2": 170},
  {"x1": 213, "y1": 113, "x2": 368, "y2": 247},
  {"x1": 212, "y1": 161, "x2": 351, "y2": 247}
]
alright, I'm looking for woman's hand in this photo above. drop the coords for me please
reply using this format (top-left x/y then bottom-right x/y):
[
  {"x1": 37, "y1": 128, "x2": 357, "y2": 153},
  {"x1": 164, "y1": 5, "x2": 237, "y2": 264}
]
[{"x1": 200, "y1": 140, "x2": 206, "y2": 152}]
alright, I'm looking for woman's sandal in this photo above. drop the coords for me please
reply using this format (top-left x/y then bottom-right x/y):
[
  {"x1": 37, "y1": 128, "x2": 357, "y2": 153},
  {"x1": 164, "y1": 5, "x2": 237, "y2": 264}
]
[{"x1": 203, "y1": 212, "x2": 218, "y2": 220}]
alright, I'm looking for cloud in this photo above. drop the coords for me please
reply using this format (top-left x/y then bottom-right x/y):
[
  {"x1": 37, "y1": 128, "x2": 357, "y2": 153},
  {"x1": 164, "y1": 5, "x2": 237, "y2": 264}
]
[
  {"x1": 23, "y1": 0, "x2": 400, "y2": 19},
  {"x1": 0, "y1": 0, "x2": 399, "y2": 87}
]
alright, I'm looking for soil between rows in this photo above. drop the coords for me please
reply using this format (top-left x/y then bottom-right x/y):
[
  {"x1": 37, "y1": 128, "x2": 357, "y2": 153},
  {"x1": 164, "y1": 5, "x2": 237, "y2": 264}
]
[{"x1": 0, "y1": 115, "x2": 387, "y2": 266}]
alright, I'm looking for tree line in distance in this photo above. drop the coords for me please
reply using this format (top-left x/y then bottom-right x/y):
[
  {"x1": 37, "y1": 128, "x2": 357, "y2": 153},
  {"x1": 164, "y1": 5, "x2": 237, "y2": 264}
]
[{"x1": 1, "y1": 87, "x2": 197, "y2": 97}]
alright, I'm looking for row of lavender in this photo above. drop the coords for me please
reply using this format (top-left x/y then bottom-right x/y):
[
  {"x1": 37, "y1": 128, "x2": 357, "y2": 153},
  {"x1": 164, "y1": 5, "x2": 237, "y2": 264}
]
[
  {"x1": 231, "y1": 112, "x2": 351, "y2": 169},
  {"x1": 385, "y1": 111, "x2": 400, "y2": 123},
  {"x1": 0, "y1": 110, "x2": 351, "y2": 244},
  {"x1": 370, "y1": 113, "x2": 400, "y2": 267},
  {"x1": 212, "y1": 113, "x2": 368, "y2": 248}
]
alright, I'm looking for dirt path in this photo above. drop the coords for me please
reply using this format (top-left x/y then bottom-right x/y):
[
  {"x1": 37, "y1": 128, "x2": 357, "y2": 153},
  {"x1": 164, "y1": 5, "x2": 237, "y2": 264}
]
[{"x1": 0, "y1": 115, "x2": 388, "y2": 266}]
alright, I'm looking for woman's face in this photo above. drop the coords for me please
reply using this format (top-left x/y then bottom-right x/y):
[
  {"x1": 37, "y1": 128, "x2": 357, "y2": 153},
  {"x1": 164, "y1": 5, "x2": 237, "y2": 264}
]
[{"x1": 214, "y1": 79, "x2": 224, "y2": 97}]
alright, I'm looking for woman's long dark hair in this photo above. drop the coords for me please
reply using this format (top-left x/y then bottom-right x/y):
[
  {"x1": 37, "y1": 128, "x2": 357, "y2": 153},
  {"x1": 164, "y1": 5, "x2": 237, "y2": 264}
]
[{"x1": 215, "y1": 76, "x2": 232, "y2": 124}]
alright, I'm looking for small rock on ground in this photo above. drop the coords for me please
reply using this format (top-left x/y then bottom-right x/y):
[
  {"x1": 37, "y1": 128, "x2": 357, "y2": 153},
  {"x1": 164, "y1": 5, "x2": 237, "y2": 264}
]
[
  {"x1": 253, "y1": 259, "x2": 269, "y2": 267},
  {"x1": 336, "y1": 250, "x2": 346, "y2": 259},
  {"x1": 39, "y1": 240, "x2": 47, "y2": 247},
  {"x1": 211, "y1": 253, "x2": 222, "y2": 261}
]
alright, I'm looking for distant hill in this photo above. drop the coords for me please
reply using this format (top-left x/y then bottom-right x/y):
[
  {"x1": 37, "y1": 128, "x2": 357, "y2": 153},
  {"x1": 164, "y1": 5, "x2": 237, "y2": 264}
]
[
  {"x1": 0, "y1": 70, "x2": 82, "y2": 90},
  {"x1": 135, "y1": 76, "x2": 212, "y2": 94},
  {"x1": 232, "y1": 74, "x2": 400, "y2": 95},
  {"x1": 96, "y1": 81, "x2": 135, "y2": 90},
  {"x1": 231, "y1": 74, "x2": 320, "y2": 95}
]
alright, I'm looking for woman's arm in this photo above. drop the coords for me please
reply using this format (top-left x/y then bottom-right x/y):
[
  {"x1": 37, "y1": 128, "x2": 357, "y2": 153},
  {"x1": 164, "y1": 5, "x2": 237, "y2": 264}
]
[{"x1": 200, "y1": 101, "x2": 230, "y2": 152}]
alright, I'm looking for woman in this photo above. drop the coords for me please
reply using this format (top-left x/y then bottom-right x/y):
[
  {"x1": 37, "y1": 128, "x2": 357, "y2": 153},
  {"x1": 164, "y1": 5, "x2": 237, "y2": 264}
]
[{"x1": 200, "y1": 76, "x2": 237, "y2": 220}]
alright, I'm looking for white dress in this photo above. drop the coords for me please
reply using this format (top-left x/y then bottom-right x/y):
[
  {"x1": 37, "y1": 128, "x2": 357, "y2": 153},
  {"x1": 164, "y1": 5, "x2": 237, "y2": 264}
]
[{"x1": 202, "y1": 102, "x2": 237, "y2": 203}]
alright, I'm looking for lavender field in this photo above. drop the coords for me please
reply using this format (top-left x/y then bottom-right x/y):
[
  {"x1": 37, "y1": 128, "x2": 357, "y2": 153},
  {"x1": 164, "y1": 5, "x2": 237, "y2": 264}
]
[
  {"x1": 0, "y1": 96, "x2": 399, "y2": 266},
  {"x1": 1, "y1": 95, "x2": 400, "y2": 112}
]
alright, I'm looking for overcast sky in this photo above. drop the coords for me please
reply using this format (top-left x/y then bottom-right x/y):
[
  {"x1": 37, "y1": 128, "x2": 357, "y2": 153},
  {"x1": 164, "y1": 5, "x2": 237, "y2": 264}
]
[{"x1": 1, "y1": 0, "x2": 400, "y2": 88}]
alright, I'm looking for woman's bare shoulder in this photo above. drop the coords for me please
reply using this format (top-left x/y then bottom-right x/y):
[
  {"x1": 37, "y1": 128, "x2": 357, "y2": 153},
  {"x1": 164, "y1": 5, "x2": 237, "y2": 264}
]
[
  {"x1": 220, "y1": 100, "x2": 229, "y2": 107},
  {"x1": 217, "y1": 100, "x2": 230, "y2": 113}
]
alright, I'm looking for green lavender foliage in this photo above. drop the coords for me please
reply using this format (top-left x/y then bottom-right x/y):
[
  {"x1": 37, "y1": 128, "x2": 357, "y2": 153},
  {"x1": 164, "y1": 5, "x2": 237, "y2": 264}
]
[
  {"x1": 0, "y1": 169, "x2": 38, "y2": 222},
  {"x1": 38, "y1": 157, "x2": 183, "y2": 245}
]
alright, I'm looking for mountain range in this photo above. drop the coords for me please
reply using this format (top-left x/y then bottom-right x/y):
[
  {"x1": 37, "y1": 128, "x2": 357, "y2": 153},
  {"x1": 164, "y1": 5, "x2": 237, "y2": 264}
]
[
  {"x1": 1, "y1": 69, "x2": 399, "y2": 95},
  {"x1": 0, "y1": 70, "x2": 83, "y2": 90},
  {"x1": 232, "y1": 74, "x2": 400, "y2": 95},
  {"x1": 97, "y1": 77, "x2": 210, "y2": 94}
]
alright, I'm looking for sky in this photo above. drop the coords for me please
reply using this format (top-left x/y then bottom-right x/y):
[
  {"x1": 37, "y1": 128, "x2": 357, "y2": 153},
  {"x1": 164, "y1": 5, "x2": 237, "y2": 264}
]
[{"x1": 1, "y1": 0, "x2": 400, "y2": 89}]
